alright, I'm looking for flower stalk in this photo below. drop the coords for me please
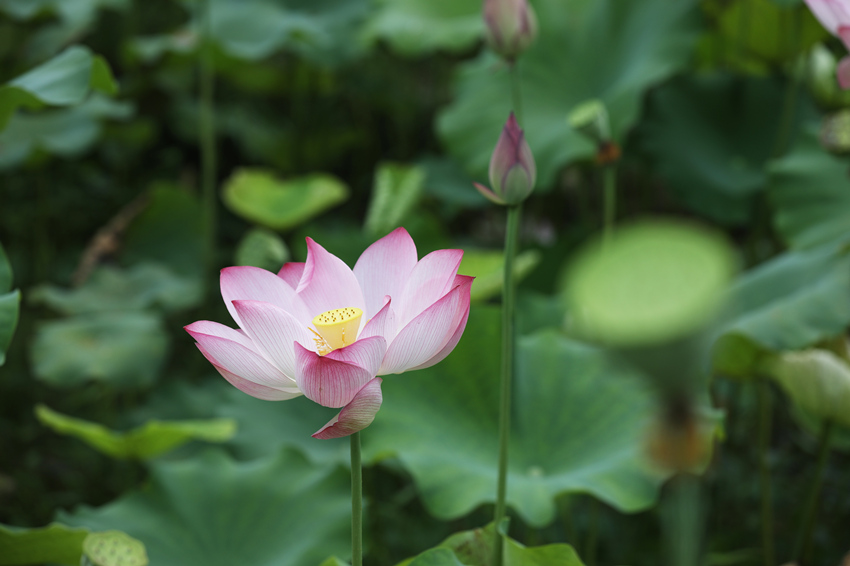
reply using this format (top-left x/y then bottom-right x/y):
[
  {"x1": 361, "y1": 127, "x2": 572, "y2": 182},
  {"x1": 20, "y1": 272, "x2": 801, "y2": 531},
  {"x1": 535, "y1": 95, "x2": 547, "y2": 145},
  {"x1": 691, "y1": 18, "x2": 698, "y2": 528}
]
[
  {"x1": 757, "y1": 379, "x2": 775, "y2": 566},
  {"x1": 351, "y1": 431, "x2": 363, "y2": 566},
  {"x1": 199, "y1": 0, "x2": 217, "y2": 270},
  {"x1": 793, "y1": 418, "x2": 834, "y2": 564},
  {"x1": 493, "y1": 203, "x2": 521, "y2": 566}
]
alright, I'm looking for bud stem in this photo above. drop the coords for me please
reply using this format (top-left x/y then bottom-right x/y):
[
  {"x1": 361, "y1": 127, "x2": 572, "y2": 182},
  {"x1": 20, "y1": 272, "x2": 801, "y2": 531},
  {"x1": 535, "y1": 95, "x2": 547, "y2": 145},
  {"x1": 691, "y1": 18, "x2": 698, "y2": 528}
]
[
  {"x1": 603, "y1": 164, "x2": 616, "y2": 248},
  {"x1": 793, "y1": 418, "x2": 834, "y2": 564},
  {"x1": 510, "y1": 63, "x2": 523, "y2": 125},
  {"x1": 493, "y1": 203, "x2": 521, "y2": 566}
]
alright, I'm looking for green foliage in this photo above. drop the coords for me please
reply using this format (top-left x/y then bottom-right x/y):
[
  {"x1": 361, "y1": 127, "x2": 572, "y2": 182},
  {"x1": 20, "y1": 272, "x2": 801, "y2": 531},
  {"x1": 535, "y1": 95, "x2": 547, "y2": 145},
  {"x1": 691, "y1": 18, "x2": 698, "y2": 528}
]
[
  {"x1": 60, "y1": 449, "x2": 351, "y2": 566},
  {"x1": 364, "y1": 307, "x2": 663, "y2": 527},
  {"x1": 222, "y1": 169, "x2": 349, "y2": 231},
  {"x1": 0, "y1": 45, "x2": 117, "y2": 130},
  {"x1": 636, "y1": 74, "x2": 810, "y2": 225},
  {"x1": 31, "y1": 312, "x2": 168, "y2": 388},
  {"x1": 0, "y1": 523, "x2": 89, "y2": 566},
  {"x1": 365, "y1": 162, "x2": 425, "y2": 237},
  {"x1": 35, "y1": 404, "x2": 236, "y2": 460},
  {"x1": 768, "y1": 126, "x2": 850, "y2": 249},
  {"x1": 30, "y1": 263, "x2": 202, "y2": 315},
  {"x1": 363, "y1": 0, "x2": 481, "y2": 56},
  {"x1": 723, "y1": 240, "x2": 850, "y2": 350},
  {"x1": 0, "y1": 241, "x2": 19, "y2": 366},
  {"x1": 235, "y1": 227, "x2": 290, "y2": 271},
  {"x1": 459, "y1": 249, "x2": 541, "y2": 301},
  {"x1": 438, "y1": 0, "x2": 701, "y2": 187},
  {"x1": 566, "y1": 221, "x2": 735, "y2": 346},
  {"x1": 82, "y1": 531, "x2": 148, "y2": 566}
]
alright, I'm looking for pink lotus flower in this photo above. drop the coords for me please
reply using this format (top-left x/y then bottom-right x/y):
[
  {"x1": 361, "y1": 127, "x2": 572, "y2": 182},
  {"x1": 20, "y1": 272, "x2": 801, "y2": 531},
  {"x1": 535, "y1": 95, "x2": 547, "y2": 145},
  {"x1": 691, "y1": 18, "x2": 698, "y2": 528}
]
[
  {"x1": 474, "y1": 112, "x2": 537, "y2": 206},
  {"x1": 185, "y1": 228, "x2": 473, "y2": 439},
  {"x1": 805, "y1": 0, "x2": 850, "y2": 88}
]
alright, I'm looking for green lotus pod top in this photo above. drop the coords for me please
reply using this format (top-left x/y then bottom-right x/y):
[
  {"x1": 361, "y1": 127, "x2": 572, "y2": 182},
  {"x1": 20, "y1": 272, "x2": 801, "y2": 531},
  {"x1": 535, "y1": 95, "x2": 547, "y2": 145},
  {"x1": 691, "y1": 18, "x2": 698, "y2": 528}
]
[
  {"x1": 566, "y1": 220, "x2": 735, "y2": 347},
  {"x1": 82, "y1": 531, "x2": 148, "y2": 566}
]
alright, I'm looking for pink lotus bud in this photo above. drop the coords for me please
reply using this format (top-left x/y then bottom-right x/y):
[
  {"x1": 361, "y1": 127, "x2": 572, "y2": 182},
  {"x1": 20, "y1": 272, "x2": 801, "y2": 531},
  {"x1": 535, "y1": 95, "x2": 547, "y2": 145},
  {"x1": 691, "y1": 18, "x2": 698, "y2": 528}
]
[
  {"x1": 482, "y1": 0, "x2": 538, "y2": 62},
  {"x1": 474, "y1": 112, "x2": 536, "y2": 206}
]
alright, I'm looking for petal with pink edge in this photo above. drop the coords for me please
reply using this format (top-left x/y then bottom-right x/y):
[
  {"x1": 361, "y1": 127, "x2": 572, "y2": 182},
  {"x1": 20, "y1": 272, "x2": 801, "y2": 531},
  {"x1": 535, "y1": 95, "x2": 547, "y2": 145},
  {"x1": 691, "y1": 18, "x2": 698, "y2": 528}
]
[
  {"x1": 213, "y1": 364, "x2": 302, "y2": 401},
  {"x1": 295, "y1": 337, "x2": 386, "y2": 408},
  {"x1": 395, "y1": 248, "x2": 463, "y2": 328},
  {"x1": 278, "y1": 262, "x2": 305, "y2": 289},
  {"x1": 296, "y1": 238, "x2": 365, "y2": 317},
  {"x1": 221, "y1": 266, "x2": 311, "y2": 327},
  {"x1": 838, "y1": 55, "x2": 850, "y2": 89},
  {"x1": 408, "y1": 275, "x2": 473, "y2": 371},
  {"x1": 359, "y1": 297, "x2": 397, "y2": 342},
  {"x1": 188, "y1": 331, "x2": 296, "y2": 389},
  {"x1": 313, "y1": 378, "x2": 383, "y2": 439},
  {"x1": 185, "y1": 320, "x2": 254, "y2": 349},
  {"x1": 232, "y1": 300, "x2": 314, "y2": 379},
  {"x1": 353, "y1": 227, "x2": 418, "y2": 320},
  {"x1": 380, "y1": 279, "x2": 471, "y2": 375}
]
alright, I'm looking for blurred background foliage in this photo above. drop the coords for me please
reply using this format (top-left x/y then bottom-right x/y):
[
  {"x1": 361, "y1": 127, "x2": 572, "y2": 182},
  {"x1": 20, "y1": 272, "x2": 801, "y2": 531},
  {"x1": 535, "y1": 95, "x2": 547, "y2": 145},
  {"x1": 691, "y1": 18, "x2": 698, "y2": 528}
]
[{"x1": 1, "y1": 0, "x2": 850, "y2": 564}]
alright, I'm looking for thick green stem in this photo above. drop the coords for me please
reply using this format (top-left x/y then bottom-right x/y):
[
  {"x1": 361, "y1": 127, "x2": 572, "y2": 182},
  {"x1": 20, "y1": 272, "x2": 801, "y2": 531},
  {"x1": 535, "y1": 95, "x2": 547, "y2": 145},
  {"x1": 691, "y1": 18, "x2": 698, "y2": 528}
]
[
  {"x1": 663, "y1": 474, "x2": 702, "y2": 566},
  {"x1": 602, "y1": 164, "x2": 616, "y2": 247},
  {"x1": 351, "y1": 431, "x2": 363, "y2": 566},
  {"x1": 793, "y1": 419, "x2": 834, "y2": 564},
  {"x1": 199, "y1": 0, "x2": 217, "y2": 270},
  {"x1": 493, "y1": 204, "x2": 521, "y2": 566},
  {"x1": 757, "y1": 379, "x2": 775, "y2": 566},
  {"x1": 584, "y1": 497, "x2": 599, "y2": 566}
]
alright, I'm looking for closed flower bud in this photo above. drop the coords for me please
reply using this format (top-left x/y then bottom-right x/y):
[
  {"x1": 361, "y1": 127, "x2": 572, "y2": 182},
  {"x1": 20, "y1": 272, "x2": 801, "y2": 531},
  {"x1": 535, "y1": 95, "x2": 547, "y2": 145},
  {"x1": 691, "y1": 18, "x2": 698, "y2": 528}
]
[
  {"x1": 482, "y1": 0, "x2": 538, "y2": 62},
  {"x1": 474, "y1": 112, "x2": 536, "y2": 206}
]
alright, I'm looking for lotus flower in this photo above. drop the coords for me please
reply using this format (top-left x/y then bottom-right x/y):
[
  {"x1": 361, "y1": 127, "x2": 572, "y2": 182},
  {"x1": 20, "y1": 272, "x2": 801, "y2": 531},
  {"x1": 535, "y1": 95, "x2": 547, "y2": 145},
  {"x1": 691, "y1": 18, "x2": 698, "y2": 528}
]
[
  {"x1": 804, "y1": 0, "x2": 850, "y2": 88},
  {"x1": 185, "y1": 228, "x2": 473, "y2": 439},
  {"x1": 482, "y1": 0, "x2": 538, "y2": 62},
  {"x1": 474, "y1": 112, "x2": 537, "y2": 206}
]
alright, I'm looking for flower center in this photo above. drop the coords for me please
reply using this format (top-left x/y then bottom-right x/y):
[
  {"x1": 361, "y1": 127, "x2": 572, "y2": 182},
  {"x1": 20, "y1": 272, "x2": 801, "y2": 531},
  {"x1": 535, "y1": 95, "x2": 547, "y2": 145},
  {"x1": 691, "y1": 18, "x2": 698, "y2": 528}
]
[{"x1": 310, "y1": 307, "x2": 363, "y2": 355}]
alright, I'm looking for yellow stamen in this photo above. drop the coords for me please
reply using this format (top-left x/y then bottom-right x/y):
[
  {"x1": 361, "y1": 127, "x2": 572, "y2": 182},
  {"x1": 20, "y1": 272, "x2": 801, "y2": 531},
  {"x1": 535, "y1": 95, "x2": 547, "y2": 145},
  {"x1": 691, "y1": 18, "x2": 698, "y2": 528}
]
[{"x1": 311, "y1": 307, "x2": 362, "y2": 354}]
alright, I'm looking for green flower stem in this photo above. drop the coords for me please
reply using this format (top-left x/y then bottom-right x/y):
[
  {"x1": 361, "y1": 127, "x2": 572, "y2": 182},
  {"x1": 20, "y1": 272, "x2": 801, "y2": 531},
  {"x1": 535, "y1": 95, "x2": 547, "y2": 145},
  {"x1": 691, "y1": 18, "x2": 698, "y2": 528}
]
[
  {"x1": 584, "y1": 497, "x2": 599, "y2": 566},
  {"x1": 351, "y1": 431, "x2": 363, "y2": 566},
  {"x1": 199, "y1": 0, "x2": 217, "y2": 270},
  {"x1": 757, "y1": 379, "x2": 775, "y2": 566},
  {"x1": 493, "y1": 203, "x2": 522, "y2": 566},
  {"x1": 510, "y1": 62, "x2": 523, "y2": 124},
  {"x1": 602, "y1": 164, "x2": 616, "y2": 247},
  {"x1": 793, "y1": 419, "x2": 834, "y2": 564}
]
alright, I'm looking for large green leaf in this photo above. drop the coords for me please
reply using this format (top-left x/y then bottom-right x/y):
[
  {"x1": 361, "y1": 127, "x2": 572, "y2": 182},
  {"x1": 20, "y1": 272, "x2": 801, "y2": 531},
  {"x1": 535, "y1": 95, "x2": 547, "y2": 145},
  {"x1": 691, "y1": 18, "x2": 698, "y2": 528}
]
[
  {"x1": 0, "y1": 45, "x2": 117, "y2": 130},
  {"x1": 0, "y1": 95, "x2": 132, "y2": 169},
  {"x1": 35, "y1": 404, "x2": 236, "y2": 460},
  {"x1": 437, "y1": 0, "x2": 701, "y2": 187},
  {"x1": 362, "y1": 0, "x2": 481, "y2": 56},
  {"x1": 363, "y1": 307, "x2": 662, "y2": 527},
  {"x1": 459, "y1": 249, "x2": 541, "y2": 302},
  {"x1": 30, "y1": 263, "x2": 203, "y2": 316},
  {"x1": 768, "y1": 125, "x2": 850, "y2": 249},
  {"x1": 59, "y1": 449, "x2": 350, "y2": 566},
  {"x1": 722, "y1": 240, "x2": 850, "y2": 350},
  {"x1": 222, "y1": 169, "x2": 349, "y2": 231},
  {"x1": 399, "y1": 524, "x2": 586, "y2": 566},
  {"x1": 0, "y1": 523, "x2": 89, "y2": 566},
  {"x1": 31, "y1": 312, "x2": 168, "y2": 388},
  {"x1": 636, "y1": 74, "x2": 808, "y2": 225}
]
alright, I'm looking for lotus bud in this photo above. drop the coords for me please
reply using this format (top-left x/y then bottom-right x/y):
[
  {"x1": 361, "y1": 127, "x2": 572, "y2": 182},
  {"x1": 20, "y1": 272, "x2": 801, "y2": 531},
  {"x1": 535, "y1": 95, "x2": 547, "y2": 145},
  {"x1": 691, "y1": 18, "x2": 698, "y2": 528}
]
[
  {"x1": 482, "y1": 0, "x2": 538, "y2": 62},
  {"x1": 474, "y1": 112, "x2": 536, "y2": 206}
]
